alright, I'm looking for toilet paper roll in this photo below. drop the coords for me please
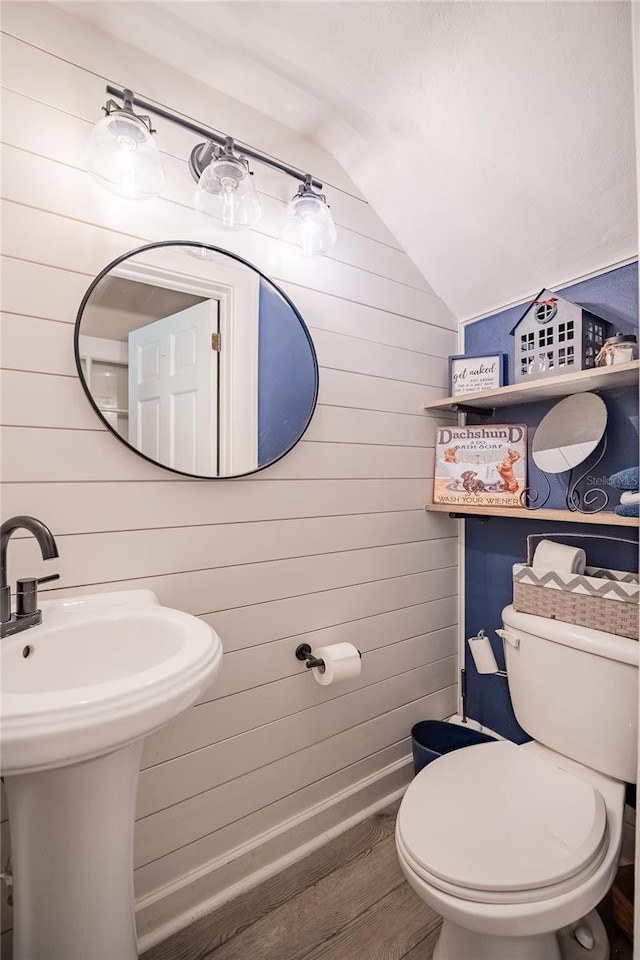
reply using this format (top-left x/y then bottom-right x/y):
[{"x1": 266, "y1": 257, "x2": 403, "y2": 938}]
[
  {"x1": 532, "y1": 539, "x2": 586, "y2": 575},
  {"x1": 467, "y1": 634, "x2": 499, "y2": 674},
  {"x1": 311, "y1": 643, "x2": 362, "y2": 686}
]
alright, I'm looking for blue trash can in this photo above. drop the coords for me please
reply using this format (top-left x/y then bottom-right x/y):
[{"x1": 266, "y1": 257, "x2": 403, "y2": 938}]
[{"x1": 411, "y1": 720, "x2": 497, "y2": 776}]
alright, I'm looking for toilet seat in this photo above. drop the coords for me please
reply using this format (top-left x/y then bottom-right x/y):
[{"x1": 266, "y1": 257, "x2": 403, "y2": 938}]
[{"x1": 396, "y1": 740, "x2": 608, "y2": 906}]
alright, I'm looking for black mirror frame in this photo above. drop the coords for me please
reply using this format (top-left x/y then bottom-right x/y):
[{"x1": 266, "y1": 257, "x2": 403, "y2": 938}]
[{"x1": 74, "y1": 241, "x2": 319, "y2": 479}]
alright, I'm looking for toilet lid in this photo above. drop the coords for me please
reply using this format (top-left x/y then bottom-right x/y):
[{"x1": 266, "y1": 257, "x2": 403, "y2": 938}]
[{"x1": 397, "y1": 741, "x2": 607, "y2": 894}]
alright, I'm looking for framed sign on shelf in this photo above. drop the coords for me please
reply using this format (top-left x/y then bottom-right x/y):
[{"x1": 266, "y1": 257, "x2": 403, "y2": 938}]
[
  {"x1": 448, "y1": 352, "x2": 506, "y2": 396},
  {"x1": 433, "y1": 422, "x2": 527, "y2": 509}
]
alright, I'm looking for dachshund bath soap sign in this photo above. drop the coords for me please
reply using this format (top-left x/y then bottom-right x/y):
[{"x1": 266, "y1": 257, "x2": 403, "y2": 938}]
[{"x1": 434, "y1": 424, "x2": 527, "y2": 508}]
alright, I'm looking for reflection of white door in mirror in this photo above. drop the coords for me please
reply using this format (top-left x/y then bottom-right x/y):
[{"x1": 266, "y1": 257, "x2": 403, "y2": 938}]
[
  {"x1": 129, "y1": 302, "x2": 219, "y2": 475},
  {"x1": 115, "y1": 252, "x2": 259, "y2": 477}
]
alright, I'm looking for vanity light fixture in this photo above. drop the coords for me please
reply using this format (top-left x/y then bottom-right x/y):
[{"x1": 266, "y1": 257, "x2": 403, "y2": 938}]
[
  {"x1": 281, "y1": 175, "x2": 337, "y2": 256},
  {"x1": 87, "y1": 89, "x2": 165, "y2": 200},
  {"x1": 87, "y1": 86, "x2": 337, "y2": 253}
]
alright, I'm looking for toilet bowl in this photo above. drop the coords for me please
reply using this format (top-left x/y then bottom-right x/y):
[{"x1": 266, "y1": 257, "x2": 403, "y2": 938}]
[
  {"x1": 396, "y1": 739, "x2": 625, "y2": 960},
  {"x1": 394, "y1": 606, "x2": 637, "y2": 959}
]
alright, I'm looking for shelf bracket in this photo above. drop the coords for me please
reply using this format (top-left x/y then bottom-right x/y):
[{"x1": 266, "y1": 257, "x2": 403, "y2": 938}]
[
  {"x1": 449, "y1": 512, "x2": 490, "y2": 522},
  {"x1": 451, "y1": 403, "x2": 495, "y2": 419}
]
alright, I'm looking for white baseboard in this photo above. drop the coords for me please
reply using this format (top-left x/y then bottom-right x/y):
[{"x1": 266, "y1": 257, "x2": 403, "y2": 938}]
[{"x1": 136, "y1": 754, "x2": 413, "y2": 952}]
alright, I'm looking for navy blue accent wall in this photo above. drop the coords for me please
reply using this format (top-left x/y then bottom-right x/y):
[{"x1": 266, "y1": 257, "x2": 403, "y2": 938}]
[
  {"x1": 463, "y1": 264, "x2": 638, "y2": 741},
  {"x1": 257, "y1": 279, "x2": 317, "y2": 467}
]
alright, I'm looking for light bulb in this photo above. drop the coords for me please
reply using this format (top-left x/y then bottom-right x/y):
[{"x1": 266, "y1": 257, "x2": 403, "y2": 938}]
[
  {"x1": 194, "y1": 153, "x2": 261, "y2": 229},
  {"x1": 87, "y1": 108, "x2": 165, "y2": 200},
  {"x1": 220, "y1": 179, "x2": 237, "y2": 228},
  {"x1": 281, "y1": 186, "x2": 337, "y2": 256}
]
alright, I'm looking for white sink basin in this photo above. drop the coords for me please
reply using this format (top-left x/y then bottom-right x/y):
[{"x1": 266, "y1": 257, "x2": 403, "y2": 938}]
[
  {"x1": 1, "y1": 588, "x2": 222, "y2": 775},
  {"x1": 1, "y1": 589, "x2": 223, "y2": 959}
]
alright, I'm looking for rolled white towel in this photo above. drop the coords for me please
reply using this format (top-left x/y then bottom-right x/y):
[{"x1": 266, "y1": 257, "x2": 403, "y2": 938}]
[
  {"x1": 620, "y1": 491, "x2": 640, "y2": 505},
  {"x1": 532, "y1": 539, "x2": 586, "y2": 574}
]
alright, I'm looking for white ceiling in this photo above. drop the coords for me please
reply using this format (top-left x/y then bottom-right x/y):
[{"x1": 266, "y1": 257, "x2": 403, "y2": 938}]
[{"x1": 59, "y1": 1, "x2": 637, "y2": 320}]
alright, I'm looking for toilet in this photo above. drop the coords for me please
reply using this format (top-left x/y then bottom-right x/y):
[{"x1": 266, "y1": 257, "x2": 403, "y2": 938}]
[{"x1": 395, "y1": 605, "x2": 638, "y2": 960}]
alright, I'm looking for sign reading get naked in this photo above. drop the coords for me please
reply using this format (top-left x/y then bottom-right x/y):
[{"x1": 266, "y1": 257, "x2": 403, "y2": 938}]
[{"x1": 448, "y1": 353, "x2": 506, "y2": 396}]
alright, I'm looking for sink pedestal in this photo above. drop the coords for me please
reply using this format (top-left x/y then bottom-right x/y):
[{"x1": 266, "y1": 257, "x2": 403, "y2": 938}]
[
  {"x1": 1, "y1": 589, "x2": 223, "y2": 958},
  {"x1": 5, "y1": 742, "x2": 143, "y2": 960}
]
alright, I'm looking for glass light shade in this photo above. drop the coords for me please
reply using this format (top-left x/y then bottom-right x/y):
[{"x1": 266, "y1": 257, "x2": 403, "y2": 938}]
[
  {"x1": 194, "y1": 155, "x2": 261, "y2": 229},
  {"x1": 87, "y1": 111, "x2": 165, "y2": 200},
  {"x1": 281, "y1": 192, "x2": 337, "y2": 256}
]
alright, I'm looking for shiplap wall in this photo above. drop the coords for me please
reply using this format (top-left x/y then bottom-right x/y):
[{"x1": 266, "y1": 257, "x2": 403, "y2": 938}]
[{"x1": 0, "y1": 1, "x2": 458, "y2": 950}]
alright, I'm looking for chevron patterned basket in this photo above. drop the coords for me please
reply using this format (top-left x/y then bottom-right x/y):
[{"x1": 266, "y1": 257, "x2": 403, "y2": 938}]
[{"x1": 512, "y1": 564, "x2": 639, "y2": 640}]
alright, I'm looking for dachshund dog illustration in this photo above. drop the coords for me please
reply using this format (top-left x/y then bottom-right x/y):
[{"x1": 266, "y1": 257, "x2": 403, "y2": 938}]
[
  {"x1": 443, "y1": 446, "x2": 459, "y2": 463},
  {"x1": 497, "y1": 449, "x2": 521, "y2": 493},
  {"x1": 460, "y1": 470, "x2": 486, "y2": 493}
]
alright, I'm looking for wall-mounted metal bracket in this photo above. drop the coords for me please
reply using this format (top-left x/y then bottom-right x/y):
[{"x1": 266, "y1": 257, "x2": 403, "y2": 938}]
[
  {"x1": 449, "y1": 513, "x2": 491, "y2": 522},
  {"x1": 295, "y1": 643, "x2": 325, "y2": 670},
  {"x1": 105, "y1": 85, "x2": 324, "y2": 190},
  {"x1": 451, "y1": 404, "x2": 495, "y2": 419}
]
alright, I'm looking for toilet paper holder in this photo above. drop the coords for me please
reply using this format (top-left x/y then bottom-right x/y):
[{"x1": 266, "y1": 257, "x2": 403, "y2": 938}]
[
  {"x1": 295, "y1": 643, "x2": 363, "y2": 672},
  {"x1": 295, "y1": 643, "x2": 326, "y2": 671}
]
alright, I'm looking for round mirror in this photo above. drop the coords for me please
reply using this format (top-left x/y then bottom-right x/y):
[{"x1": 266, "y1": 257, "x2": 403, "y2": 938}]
[
  {"x1": 532, "y1": 393, "x2": 607, "y2": 474},
  {"x1": 74, "y1": 242, "x2": 318, "y2": 478}
]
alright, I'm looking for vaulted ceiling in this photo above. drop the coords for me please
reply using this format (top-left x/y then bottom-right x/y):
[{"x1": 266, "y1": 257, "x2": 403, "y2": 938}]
[{"x1": 59, "y1": 1, "x2": 637, "y2": 320}]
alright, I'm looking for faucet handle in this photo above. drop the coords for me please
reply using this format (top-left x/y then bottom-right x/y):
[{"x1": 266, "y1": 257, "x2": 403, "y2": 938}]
[{"x1": 16, "y1": 574, "x2": 60, "y2": 617}]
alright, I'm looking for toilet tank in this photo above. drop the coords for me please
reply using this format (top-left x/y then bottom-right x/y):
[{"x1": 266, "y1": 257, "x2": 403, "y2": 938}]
[{"x1": 501, "y1": 605, "x2": 638, "y2": 783}]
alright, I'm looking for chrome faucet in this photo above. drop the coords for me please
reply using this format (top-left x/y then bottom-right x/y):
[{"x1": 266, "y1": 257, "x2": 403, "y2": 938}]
[{"x1": 1, "y1": 516, "x2": 60, "y2": 638}]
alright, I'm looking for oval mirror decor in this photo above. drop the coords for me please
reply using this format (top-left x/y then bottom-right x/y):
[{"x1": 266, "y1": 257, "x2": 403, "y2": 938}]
[
  {"x1": 532, "y1": 392, "x2": 608, "y2": 474},
  {"x1": 75, "y1": 242, "x2": 318, "y2": 478}
]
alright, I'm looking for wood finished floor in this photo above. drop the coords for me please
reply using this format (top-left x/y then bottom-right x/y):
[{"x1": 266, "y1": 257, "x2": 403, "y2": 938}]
[
  {"x1": 141, "y1": 800, "x2": 442, "y2": 960},
  {"x1": 142, "y1": 801, "x2": 634, "y2": 960}
]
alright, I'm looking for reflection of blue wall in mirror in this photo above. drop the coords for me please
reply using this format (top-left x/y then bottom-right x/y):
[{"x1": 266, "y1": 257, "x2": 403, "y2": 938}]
[
  {"x1": 462, "y1": 262, "x2": 639, "y2": 741},
  {"x1": 258, "y1": 279, "x2": 317, "y2": 467}
]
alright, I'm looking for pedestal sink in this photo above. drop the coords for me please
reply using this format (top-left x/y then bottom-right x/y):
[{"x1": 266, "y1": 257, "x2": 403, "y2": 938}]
[{"x1": 1, "y1": 589, "x2": 223, "y2": 960}]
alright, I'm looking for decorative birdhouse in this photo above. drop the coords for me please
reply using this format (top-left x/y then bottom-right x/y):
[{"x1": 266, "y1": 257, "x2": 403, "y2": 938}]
[{"x1": 511, "y1": 289, "x2": 610, "y2": 383}]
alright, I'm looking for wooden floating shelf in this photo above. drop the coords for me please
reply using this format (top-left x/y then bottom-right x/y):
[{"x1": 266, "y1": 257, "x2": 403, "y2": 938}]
[
  {"x1": 425, "y1": 360, "x2": 640, "y2": 413},
  {"x1": 426, "y1": 502, "x2": 639, "y2": 527}
]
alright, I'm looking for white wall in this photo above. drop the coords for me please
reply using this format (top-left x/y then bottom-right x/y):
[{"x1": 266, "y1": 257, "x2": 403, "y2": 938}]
[{"x1": 0, "y1": 2, "x2": 458, "y2": 949}]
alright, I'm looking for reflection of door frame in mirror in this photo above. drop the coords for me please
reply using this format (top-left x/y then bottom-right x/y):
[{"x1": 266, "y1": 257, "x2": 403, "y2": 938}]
[{"x1": 111, "y1": 255, "x2": 260, "y2": 476}]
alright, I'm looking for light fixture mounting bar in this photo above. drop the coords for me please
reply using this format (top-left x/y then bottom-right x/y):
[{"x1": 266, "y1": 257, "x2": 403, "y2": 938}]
[{"x1": 105, "y1": 85, "x2": 323, "y2": 190}]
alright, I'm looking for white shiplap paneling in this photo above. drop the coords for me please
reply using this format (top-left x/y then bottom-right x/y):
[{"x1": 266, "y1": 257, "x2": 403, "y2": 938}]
[{"x1": 0, "y1": 3, "x2": 457, "y2": 947}]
